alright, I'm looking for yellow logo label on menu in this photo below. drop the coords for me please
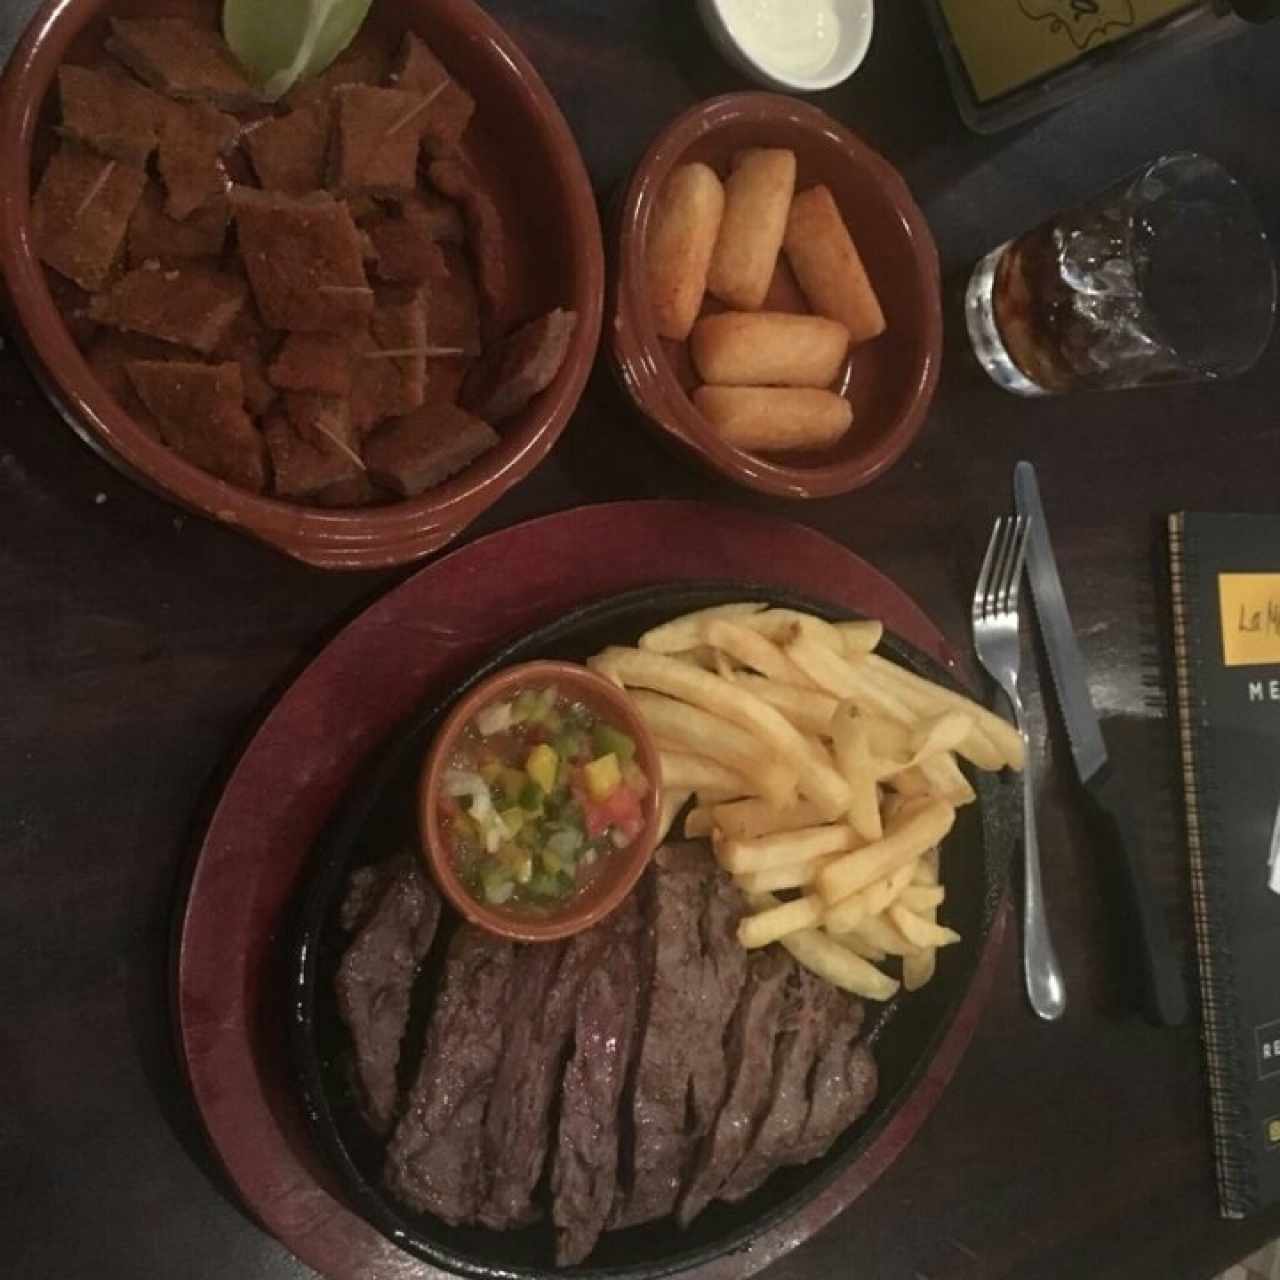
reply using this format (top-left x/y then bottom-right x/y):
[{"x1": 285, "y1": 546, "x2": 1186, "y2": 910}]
[
  {"x1": 1219, "y1": 575, "x2": 1280, "y2": 668},
  {"x1": 1269, "y1": 1117, "x2": 1280, "y2": 1148}
]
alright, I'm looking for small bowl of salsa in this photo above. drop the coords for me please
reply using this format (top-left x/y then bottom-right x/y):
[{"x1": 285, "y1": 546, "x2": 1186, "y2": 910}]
[{"x1": 419, "y1": 660, "x2": 663, "y2": 942}]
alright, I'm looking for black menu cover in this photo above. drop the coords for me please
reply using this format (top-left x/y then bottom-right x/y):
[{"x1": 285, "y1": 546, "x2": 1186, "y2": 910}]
[{"x1": 1169, "y1": 512, "x2": 1280, "y2": 1218}]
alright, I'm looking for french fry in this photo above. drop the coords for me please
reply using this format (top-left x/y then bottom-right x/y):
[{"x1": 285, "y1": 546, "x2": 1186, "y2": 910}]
[
  {"x1": 658, "y1": 789, "x2": 691, "y2": 843},
  {"x1": 788, "y1": 636, "x2": 919, "y2": 726},
  {"x1": 860, "y1": 653, "x2": 1024, "y2": 770},
  {"x1": 628, "y1": 689, "x2": 797, "y2": 806},
  {"x1": 829, "y1": 710, "x2": 882, "y2": 842},
  {"x1": 658, "y1": 750, "x2": 753, "y2": 797},
  {"x1": 889, "y1": 903, "x2": 961, "y2": 950},
  {"x1": 591, "y1": 648, "x2": 849, "y2": 817},
  {"x1": 716, "y1": 823, "x2": 858, "y2": 875},
  {"x1": 703, "y1": 619, "x2": 816, "y2": 688},
  {"x1": 684, "y1": 805, "x2": 715, "y2": 838},
  {"x1": 836, "y1": 620, "x2": 884, "y2": 653},
  {"x1": 669, "y1": 645, "x2": 721, "y2": 671},
  {"x1": 738, "y1": 894, "x2": 824, "y2": 948},
  {"x1": 729, "y1": 673, "x2": 838, "y2": 737},
  {"x1": 637, "y1": 603, "x2": 767, "y2": 654},
  {"x1": 902, "y1": 947, "x2": 937, "y2": 992},
  {"x1": 822, "y1": 859, "x2": 916, "y2": 934},
  {"x1": 917, "y1": 751, "x2": 977, "y2": 806},
  {"x1": 816, "y1": 800, "x2": 956, "y2": 904},
  {"x1": 910, "y1": 712, "x2": 973, "y2": 760},
  {"x1": 898, "y1": 884, "x2": 945, "y2": 912},
  {"x1": 736, "y1": 854, "x2": 836, "y2": 894},
  {"x1": 711, "y1": 796, "x2": 826, "y2": 840},
  {"x1": 843, "y1": 912, "x2": 922, "y2": 957},
  {"x1": 829, "y1": 931, "x2": 887, "y2": 963},
  {"x1": 748, "y1": 892, "x2": 899, "y2": 1001},
  {"x1": 885, "y1": 765, "x2": 932, "y2": 797},
  {"x1": 736, "y1": 608, "x2": 846, "y2": 653},
  {"x1": 916, "y1": 846, "x2": 940, "y2": 884}
]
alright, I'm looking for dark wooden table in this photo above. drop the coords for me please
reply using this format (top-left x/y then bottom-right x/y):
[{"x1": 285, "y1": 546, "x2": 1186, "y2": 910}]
[{"x1": 4, "y1": 3, "x2": 1280, "y2": 1278}]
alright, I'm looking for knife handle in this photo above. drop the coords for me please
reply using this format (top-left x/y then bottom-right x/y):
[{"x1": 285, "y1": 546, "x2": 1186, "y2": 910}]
[{"x1": 1083, "y1": 767, "x2": 1188, "y2": 1027}]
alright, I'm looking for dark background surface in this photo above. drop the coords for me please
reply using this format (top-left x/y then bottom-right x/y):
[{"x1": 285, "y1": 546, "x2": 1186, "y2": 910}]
[{"x1": 3, "y1": 1, "x2": 1280, "y2": 1277}]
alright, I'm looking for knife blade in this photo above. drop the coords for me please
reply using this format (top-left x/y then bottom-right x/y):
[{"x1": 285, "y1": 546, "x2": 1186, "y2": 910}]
[
  {"x1": 1014, "y1": 461, "x2": 1187, "y2": 1027},
  {"x1": 1268, "y1": 797, "x2": 1280, "y2": 896}
]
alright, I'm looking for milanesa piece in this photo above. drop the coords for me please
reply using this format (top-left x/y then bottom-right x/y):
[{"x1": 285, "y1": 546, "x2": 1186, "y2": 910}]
[
  {"x1": 128, "y1": 185, "x2": 228, "y2": 266},
  {"x1": 91, "y1": 261, "x2": 245, "y2": 354},
  {"x1": 57, "y1": 65, "x2": 168, "y2": 167},
  {"x1": 270, "y1": 334, "x2": 354, "y2": 398},
  {"x1": 392, "y1": 32, "x2": 475, "y2": 157},
  {"x1": 609, "y1": 843, "x2": 748, "y2": 1230},
  {"x1": 677, "y1": 948, "x2": 795, "y2": 1226},
  {"x1": 125, "y1": 360, "x2": 267, "y2": 492},
  {"x1": 364, "y1": 404, "x2": 498, "y2": 497},
  {"x1": 462, "y1": 308, "x2": 577, "y2": 422},
  {"x1": 552, "y1": 894, "x2": 646, "y2": 1267},
  {"x1": 331, "y1": 86, "x2": 432, "y2": 197},
  {"x1": 230, "y1": 187, "x2": 372, "y2": 333},
  {"x1": 384, "y1": 928, "x2": 516, "y2": 1225},
  {"x1": 335, "y1": 854, "x2": 441, "y2": 1135},
  {"x1": 427, "y1": 159, "x2": 508, "y2": 328},
  {"x1": 157, "y1": 100, "x2": 239, "y2": 220},
  {"x1": 106, "y1": 18, "x2": 260, "y2": 112},
  {"x1": 243, "y1": 106, "x2": 330, "y2": 195},
  {"x1": 32, "y1": 144, "x2": 147, "y2": 292}
]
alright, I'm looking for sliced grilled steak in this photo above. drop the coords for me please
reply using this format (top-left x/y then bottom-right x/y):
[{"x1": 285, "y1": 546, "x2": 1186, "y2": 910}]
[
  {"x1": 678, "y1": 948, "x2": 794, "y2": 1226},
  {"x1": 610, "y1": 844, "x2": 747, "y2": 1229},
  {"x1": 476, "y1": 932, "x2": 592, "y2": 1231},
  {"x1": 716, "y1": 967, "x2": 835, "y2": 1204},
  {"x1": 384, "y1": 928, "x2": 515, "y2": 1224},
  {"x1": 335, "y1": 854, "x2": 441, "y2": 1135},
  {"x1": 552, "y1": 895, "x2": 646, "y2": 1267},
  {"x1": 789, "y1": 999, "x2": 876, "y2": 1167}
]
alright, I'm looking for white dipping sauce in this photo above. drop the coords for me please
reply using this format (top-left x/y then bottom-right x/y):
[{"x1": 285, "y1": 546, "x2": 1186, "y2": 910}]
[{"x1": 719, "y1": 0, "x2": 843, "y2": 80}]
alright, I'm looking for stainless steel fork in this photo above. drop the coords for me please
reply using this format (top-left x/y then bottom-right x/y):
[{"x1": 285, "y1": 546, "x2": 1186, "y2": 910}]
[{"x1": 972, "y1": 516, "x2": 1067, "y2": 1022}]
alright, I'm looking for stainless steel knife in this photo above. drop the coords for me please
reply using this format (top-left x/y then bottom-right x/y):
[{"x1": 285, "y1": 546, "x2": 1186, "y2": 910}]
[{"x1": 1014, "y1": 461, "x2": 1187, "y2": 1027}]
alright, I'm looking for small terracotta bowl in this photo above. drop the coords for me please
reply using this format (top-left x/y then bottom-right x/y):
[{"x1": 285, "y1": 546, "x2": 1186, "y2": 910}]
[
  {"x1": 0, "y1": 0, "x2": 603, "y2": 571},
  {"x1": 611, "y1": 93, "x2": 942, "y2": 499},
  {"x1": 418, "y1": 661, "x2": 663, "y2": 943}
]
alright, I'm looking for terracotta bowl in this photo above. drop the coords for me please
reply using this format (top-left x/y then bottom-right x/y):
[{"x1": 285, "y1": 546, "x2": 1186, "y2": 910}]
[
  {"x1": 0, "y1": 0, "x2": 604, "y2": 571},
  {"x1": 611, "y1": 93, "x2": 942, "y2": 499},
  {"x1": 418, "y1": 661, "x2": 663, "y2": 944}
]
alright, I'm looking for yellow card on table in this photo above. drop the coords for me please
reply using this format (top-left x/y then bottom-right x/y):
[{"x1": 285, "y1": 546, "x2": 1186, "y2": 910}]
[
  {"x1": 938, "y1": 0, "x2": 1196, "y2": 103},
  {"x1": 1218, "y1": 573, "x2": 1280, "y2": 668}
]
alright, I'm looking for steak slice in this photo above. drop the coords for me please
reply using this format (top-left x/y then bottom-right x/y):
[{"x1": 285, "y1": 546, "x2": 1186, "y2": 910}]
[
  {"x1": 480, "y1": 923, "x2": 611, "y2": 1231},
  {"x1": 678, "y1": 947, "x2": 794, "y2": 1226},
  {"x1": 610, "y1": 844, "x2": 747, "y2": 1230},
  {"x1": 335, "y1": 854, "x2": 441, "y2": 1135},
  {"x1": 551, "y1": 895, "x2": 646, "y2": 1266},
  {"x1": 716, "y1": 967, "x2": 835, "y2": 1204},
  {"x1": 384, "y1": 928, "x2": 515, "y2": 1225},
  {"x1": 788, "y1": 998, "x2": 876, "y2": 1167}
]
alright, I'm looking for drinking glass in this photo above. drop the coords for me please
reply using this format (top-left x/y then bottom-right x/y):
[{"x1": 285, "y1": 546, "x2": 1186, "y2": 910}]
[{"x1": 965, "y1": 152, "x2": 1277, "y2": 395}]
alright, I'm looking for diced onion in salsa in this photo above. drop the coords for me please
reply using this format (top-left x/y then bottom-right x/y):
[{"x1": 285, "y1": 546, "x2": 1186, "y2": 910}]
[{"x1": 441, "y1": 685, "x2": 650, "y2": 912}]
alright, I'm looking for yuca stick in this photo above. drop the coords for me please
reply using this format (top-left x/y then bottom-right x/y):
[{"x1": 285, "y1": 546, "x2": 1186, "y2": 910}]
[
  {"x1": 860, "y1": 654, "x2": 1024, "y2": 770},
  {"x1": 736, "y1": 854, "x2": 837, "y2": 894},
  {"x1": 711, "y1": 796, "x2": 827, "y2": 840},
  {"x1": 738, "y1": 894, "x2": 824, "y2": 948},
  {"x1": 836, "y1": 620, "x2": 884, "y2": 653},
  {"x1": 729, "y1": 673, "x2": 837, "y2": 737},
  {"x1": 627, "y1": 689, "x2": 797, "y2": 805},
  {"x1": 657, "y1": 789, "x2": 691, "y2": 843},
  {"x1": 716, "y1": 823, "x2": 858, "y2": 875},
  {"x1": 658, "y1": 750, "x2": 753, "y2": 797},
  {"x1": 889, "y1": 903, "x2": 961, "y2": 950},
  {"x1": 748, "y1": 892, "x2": 899, "y2": 1001},
  {"x1": 702, "y1": 620, "x2": 816, "y2": 688},
  {"x1": 638, "y1": 603, "x2": 766, "y2": 654},
  {"x1": 647, "y1": 162, "x2": 726, "y2": 341},
  {"x1": 592, "y1": 648, "x2": 849, "y2": 817},
  {"x1": 817, "y1": 800, "x2": 956, "y2": 904}
]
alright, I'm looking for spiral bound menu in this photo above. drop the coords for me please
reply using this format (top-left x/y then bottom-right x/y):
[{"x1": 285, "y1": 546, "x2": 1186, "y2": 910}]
[{"x1": 1169, "y1": 512, "x2": 1280, "y2": 1219}]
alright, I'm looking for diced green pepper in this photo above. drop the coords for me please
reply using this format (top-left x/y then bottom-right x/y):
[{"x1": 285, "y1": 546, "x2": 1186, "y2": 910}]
[
  {"x1": 519, "y1": 779, "x2": 545, "y2": 813},
  {"x1": 592, "y1": 724, "x2": 636, "y2": 763}
]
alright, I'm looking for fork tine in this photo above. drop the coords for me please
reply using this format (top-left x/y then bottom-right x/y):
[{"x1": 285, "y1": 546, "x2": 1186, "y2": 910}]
[
  {"x1": 990, "y1": 516, "x2": 1017, "y2": 616},
  {"x1": 1002, "y1": 516, "x2": 1030, "y2": 615},
  {"x1": 973, "y1": 519, "x2": 1003, "y2": 621}
]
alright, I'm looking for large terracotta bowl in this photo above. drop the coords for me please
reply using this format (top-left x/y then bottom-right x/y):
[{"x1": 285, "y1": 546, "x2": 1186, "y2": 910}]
[
  {"x1": 611, "y1": 93, "x2": 942, "y2": 499},
  {"x1": 0, "y1": 0, "x2": 604, "y2": 570}
]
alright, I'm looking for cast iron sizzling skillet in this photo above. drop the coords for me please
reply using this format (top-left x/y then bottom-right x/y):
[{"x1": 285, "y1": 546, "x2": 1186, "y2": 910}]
[{"x1": 289, "y1": 583, "x2": 1014, "y2": 1278}]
